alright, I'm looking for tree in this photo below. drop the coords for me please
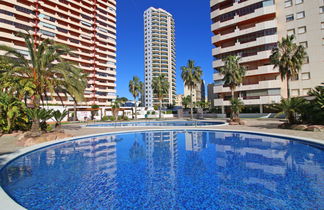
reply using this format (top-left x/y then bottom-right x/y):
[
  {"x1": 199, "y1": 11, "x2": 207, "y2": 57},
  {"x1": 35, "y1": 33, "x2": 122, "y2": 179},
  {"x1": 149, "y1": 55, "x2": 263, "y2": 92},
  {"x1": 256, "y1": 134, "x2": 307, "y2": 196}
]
[
  {"x1": 0, "y1": 32, "x2": 87, "y2": 135},
  {"x1": 91, "y1": 104, "x2": 100, "y2": 120},
  {"x1": 197, "y1": 100, "x2": 211, "y2": 119},
  {"x1": 52, "y1": 110, "x2": 68, "y2": 129},
  {"x1": 219, "y1": 55, "x2": 245, "y2": 121},
  {"x1": 0, "y1": 92, "x2": 29, "y2": 133},
  {"x1": 26, "y1": 108, "x2": 54, "y2": 132},
  {"x1": 219, "y1": 55, "x2": 245, "y2": 99},
  {"x1": 152, "y1": 75, "x2": 169, "y2": 119},
  {"x1": 139, "y1": 81, "x2": 144, "y2": 106},
  {"x1": 129, "y1": 76, "x2": 142, "y2": 120},
  {"x1": 270, "y1": 35, "x2": 307, "y2": 98},
  {"x1": 182, "y1": 95, "x2": 191, "y2": 109},
  {"x1": 230, "y1": 98, "x2": 244, "y2": 121},
  {"x1": 181, "y1": 60, "x2": 202, "y2": 119},
  {"x1": 272, "y1": 98, "x2": 305, "y2": 124},
  {"x1": 111, "y1": 97, "x2": 127, "y2": 121},
  {"x1": 299, "y1": 86, "x2": 324, "y2": 124},
  {"x1": 308, "y1": 86, "x2": 324, "y2": 109}
]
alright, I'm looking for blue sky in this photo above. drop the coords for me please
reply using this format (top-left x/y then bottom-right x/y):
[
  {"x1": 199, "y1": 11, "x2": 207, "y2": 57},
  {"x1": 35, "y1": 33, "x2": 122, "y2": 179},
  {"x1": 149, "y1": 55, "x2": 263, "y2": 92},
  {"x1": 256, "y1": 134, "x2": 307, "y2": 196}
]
[{"x1": 116, "y1": 0, "x2": 213, "y2": 99}]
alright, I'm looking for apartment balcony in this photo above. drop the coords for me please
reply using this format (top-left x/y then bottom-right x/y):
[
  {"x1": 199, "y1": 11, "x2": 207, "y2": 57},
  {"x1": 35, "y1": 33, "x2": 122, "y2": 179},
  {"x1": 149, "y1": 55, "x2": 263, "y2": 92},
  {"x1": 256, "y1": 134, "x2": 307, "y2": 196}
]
[
  {"x1": 214, "y1": 95, "x2": 281, "y2": 106},
  {"x1": 214, "y1": 79, "x2": 282, "y2": 93},
  {"x1": 210, "y1": 0, "x2": 226, "y2": 6},
  {"x1": 95, "y1": 81, "x2": 116, "y2": 87},
  {"x1": 211, "y1": 5, "x2": 276, "y2": 32},
  {"x1": 213, "y1": 34, "x2": 278, "y2": 55},
  {"x1": 212, "y1": 20, "x2": 277, "y2": 44},
  {"x1": 213, "y1": 50, "x2": 273, "y2": 68},
  {"x1": 213, "y1": 72, "x2": 223, "y2": 81},
  {"x1": 211, "y1": 0, "x2": 262, "y2": 19},
  {"x1": 79, "y1": 65, "x2": 93, "y2": 71},
  {"x1": 245, "y1": 65, "x2": 279, "y2": 77}
]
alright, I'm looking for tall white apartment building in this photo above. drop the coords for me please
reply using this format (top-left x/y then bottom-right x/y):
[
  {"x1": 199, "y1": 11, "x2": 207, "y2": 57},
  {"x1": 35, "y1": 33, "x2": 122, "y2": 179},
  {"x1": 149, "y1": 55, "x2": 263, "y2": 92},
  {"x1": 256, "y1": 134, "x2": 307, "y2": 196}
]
[
  {"x1": 276, "y1": 0, "x2": 324, "y2": 97},
  {"x1": 184, "y1": 80, "x2": 206, "y2": 103},
  {"x1": 210, "y1": 0, "x2": 324, "y2": 113},
  {"x1": 143, "y1": 7, "x2": 176, "y2": 107},
  {"x1": 0, "y1": 0, "x2": 117, "y2": 106}
]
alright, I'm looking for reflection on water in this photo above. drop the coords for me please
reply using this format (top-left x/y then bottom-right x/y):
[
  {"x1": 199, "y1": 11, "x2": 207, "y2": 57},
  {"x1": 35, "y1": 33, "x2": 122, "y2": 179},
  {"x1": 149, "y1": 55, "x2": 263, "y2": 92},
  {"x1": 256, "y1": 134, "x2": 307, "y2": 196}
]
[{"x1": 0, "y1": 131, "x2": 323, "y2": 209}]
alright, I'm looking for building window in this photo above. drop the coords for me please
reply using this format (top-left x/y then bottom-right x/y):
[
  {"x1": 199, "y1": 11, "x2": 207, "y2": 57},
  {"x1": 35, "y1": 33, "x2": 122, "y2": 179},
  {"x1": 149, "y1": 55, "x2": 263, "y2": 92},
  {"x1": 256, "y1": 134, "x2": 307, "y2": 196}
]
[
  {"x1": 298, "y1": 26, "x2": 306, "y2": 34},
  {"x1": 287, "y1": 29, "x2": 295, "y2": 35},
  {"x1": 321, "y1": 22, "x2": 324, "y2": 30},
  {"x1": 285, "y1": 0, "x2": 292, "y2": 7},
  {"x1": 296, "y1": 11, "x2": 305, "y2": 19},
  {"x1": 299, "y1": 41, "x2": 308, "y2": 48},
  {"x1": 301, "y1": 72, "x2": 310, "y2": 80},
  {"x1": 304, "y1": 56, "x2": 310, "y2": 64},
  {"x1": 286, "y1": 14, "x2": 294, "y2": 22},
  {"x1": 322, "y1": 38, "x2": 324, "y2": 45},
  {"x1": 320, "y1": 6, "x2": 324, "y2": 13},
  {"x1": 303, "y1": 88, "x2": 311, "y2": 96},
  {"x1": 291, "y1": 89, "x2": 300, "y2": 96},
  {"x1": 295, "y1": 0, "x2": 303, "y2": 5}
]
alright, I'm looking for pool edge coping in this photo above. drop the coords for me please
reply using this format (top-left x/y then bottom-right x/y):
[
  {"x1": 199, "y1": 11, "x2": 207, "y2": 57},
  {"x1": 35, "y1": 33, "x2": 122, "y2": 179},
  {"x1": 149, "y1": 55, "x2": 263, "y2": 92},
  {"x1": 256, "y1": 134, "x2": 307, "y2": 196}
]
[{"x1": 0, "y1": 127, "x2": 323, "y2": 209}]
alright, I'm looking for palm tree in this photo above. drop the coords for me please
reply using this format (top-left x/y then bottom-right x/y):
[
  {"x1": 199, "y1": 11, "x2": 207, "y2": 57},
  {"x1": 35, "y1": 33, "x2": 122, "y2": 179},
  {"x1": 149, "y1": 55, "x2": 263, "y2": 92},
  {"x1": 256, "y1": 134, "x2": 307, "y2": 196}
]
[
  {"x1": 219, "y1": 55, "x2": 245, "y2": 99},
  {"x1": 230, "y1": 98, "x2": 244, "y2": 121},
  {"x1": 139, "y1": 81, "x2": 144, "y2": 106},
  {"x1": 219, "y1": 55, "x2": 245, "y2": 121},
  {"x1": 308, "y1": 86, "x2": 324, "y2": 109},
  {"x1": 182, "y1": 95, "x2": 191, "y2": 109},
  {"x1": 129, "y1": 76, "x2": 142, "y2": 120},
  {"x1": 111, "y1": 97, "x2": 127, "y2": 121},
  {"x1": 197, "y1": 100, "x2": 211, "y2": 119},
  {"x1": 152, "y1": 75, "x2": 169, "y2": 119},
  {"x1": 181, "y1": 60, "x2": 202, "y2": 119},
  {"x1": 0, "y1": 32, "x2": 87, "y2": 135},
  {"x1": 272, "y1": 98, "x2": 305, "y2": 124},
  {"x1": 52, "y1": 110, "x2": 68, "y2": 129},
  {"x1": 270, "y1": 35, "x2": 307, "y2": 98}
]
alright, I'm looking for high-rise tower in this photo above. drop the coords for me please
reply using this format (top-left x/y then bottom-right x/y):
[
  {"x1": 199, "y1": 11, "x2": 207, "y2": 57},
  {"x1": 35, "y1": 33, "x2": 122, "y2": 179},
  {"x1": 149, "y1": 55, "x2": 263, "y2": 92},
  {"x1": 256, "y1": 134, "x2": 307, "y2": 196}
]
[
  {"x1": 143, "y1": 7, "x2": 176, "y2": 107},
  {"x1": 0, "y1": 0, "x2": 117, "y2": 106},
  {"x1": 210, "y1": 0, "x2": 324, "y2": 113}
]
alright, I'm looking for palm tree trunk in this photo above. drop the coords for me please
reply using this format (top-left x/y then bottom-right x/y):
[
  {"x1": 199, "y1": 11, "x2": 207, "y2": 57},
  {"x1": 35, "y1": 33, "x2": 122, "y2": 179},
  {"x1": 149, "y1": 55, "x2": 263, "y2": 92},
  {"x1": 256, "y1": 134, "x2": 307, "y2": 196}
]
[
  {"x1": 159, "y1": 99, "x2": 162, "y2": 120},
  {"x1": 230, "y1": 88, "x2": 235, "y2": 120},
  {"x1": 31, "y1": 95, "x2": 41, "y2": 136},
  {"x1": 73, "y1": 101, "x2": 77, "y2": 121},
  {"x1": 190, "y1": 86, "x2": 193, "y2": 119},
  {"x1": 134, "y1": 97, "x2": 137, "y2": 120},
  {"x1": 286, "y1": 75, "x2": 290, "y2": 99}
]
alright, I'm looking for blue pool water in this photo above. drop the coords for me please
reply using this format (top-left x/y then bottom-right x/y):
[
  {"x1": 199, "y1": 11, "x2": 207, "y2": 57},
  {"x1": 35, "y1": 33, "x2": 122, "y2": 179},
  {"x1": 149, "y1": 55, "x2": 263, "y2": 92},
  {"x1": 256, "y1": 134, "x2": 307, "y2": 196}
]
[
  {"x1": 0, "y1": 130, "x2": 323, "y2": 209},
  {"x1": 86, "y1": 121, "x2": 225, "y2": 127}
]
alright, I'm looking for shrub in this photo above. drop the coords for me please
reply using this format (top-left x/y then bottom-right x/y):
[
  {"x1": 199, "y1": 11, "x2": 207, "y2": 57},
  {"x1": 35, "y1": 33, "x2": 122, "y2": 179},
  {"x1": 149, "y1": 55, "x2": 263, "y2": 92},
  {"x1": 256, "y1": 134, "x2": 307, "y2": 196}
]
[
  {"x1": 166, "y1": 110, "x2": 173, "y2": 114},
  {"x1": 109, "y1": 116, "x2": 115, "y2": 121},
  {"x1": 152, "y1": 111, "x2": 156, "y2": 115},
  {"x1": 52, "y1": 110, "x2": 68, "y2": 128},
  {"x1": 153, "y1": 105, "x2": 158, "y2": 110},
  {"x1": 0, "y1": 92, "x2": 30, "y2": 133},
  {"x1": 102, "y1": 116, "x2": 109, "y2": 121},
  {"x1": 272, "y1": 98, "x2": 305, "y2": 124},
  {"x1": 147, "y1": 111, "x2": 151, "y2": 115},
  {"x1": 27, "y1": 108, "x2": 54, "y2": 132}
]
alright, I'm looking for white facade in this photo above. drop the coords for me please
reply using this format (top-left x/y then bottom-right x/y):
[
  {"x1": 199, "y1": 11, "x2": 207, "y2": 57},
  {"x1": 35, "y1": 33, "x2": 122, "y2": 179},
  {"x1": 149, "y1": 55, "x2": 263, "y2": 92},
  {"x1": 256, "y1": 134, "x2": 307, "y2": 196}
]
[
  {"x1": 143, "y1": 7, "x2": 176, "y2": 107},
  {"x1": 210, "y1": 0, "x2": 324, "y2": 113}
]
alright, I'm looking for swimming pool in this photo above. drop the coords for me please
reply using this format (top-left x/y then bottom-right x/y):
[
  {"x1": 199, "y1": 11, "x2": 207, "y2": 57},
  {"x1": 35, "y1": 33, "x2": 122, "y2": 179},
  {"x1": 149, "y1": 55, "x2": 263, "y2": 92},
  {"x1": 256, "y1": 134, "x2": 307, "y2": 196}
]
[
  {"x1": 86, "y1": 121, "x2": 226, "y2": 127},
  {"x1": 0, "y1": 130, "x2": 323, "y2": 209}
]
